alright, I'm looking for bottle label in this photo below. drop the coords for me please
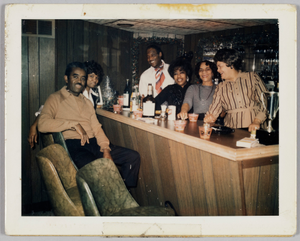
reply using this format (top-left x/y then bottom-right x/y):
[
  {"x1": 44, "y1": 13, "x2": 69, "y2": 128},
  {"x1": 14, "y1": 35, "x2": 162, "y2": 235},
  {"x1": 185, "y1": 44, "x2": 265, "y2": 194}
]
[
  {"x1": 123, "y1": 93, "x2": 129, "y2": 107},
  {"x1": 143, "y1": 102, "x2": 155, "y2": 116}
]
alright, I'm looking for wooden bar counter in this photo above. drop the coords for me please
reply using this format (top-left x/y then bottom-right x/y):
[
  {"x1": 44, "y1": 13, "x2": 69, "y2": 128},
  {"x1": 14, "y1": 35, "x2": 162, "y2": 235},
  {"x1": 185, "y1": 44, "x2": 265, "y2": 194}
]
[{"x1": 97, "y1": 109, "x2": 279, "y2": 216}]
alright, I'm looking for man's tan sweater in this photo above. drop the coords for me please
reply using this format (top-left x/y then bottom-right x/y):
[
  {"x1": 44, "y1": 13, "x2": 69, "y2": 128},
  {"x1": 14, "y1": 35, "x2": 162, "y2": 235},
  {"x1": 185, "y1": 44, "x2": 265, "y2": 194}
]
[{"x1": 38, "y1": 86, "x2": 110, "y2": 151}]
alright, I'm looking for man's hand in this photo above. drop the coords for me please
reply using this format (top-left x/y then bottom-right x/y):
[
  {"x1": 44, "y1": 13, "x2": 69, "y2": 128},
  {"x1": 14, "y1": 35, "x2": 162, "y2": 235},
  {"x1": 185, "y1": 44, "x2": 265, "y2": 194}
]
[
  {"x1": 103, "y1": 148, "x2": 112, "y2": 160},
  {"x1": 74, "y1": 123, "x2": 90, "y2": 146},
  {"x1": 28, "y1": 124, "x2": 38, "y2": 149}
]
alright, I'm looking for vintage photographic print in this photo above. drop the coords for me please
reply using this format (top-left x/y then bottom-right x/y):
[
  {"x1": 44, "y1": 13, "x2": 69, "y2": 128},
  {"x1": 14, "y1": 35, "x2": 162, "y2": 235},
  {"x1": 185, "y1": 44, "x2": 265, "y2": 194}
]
[{"x1": 4, "y1": 4, "x2": 296, "y2": 237}]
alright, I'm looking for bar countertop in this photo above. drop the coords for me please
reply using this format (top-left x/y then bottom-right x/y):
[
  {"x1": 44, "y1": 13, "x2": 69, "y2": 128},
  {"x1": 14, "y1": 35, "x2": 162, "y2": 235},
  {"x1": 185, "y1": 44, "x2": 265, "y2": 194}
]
[{"x1": 96, "y1": 109, "x2": 279, "y2": 161}]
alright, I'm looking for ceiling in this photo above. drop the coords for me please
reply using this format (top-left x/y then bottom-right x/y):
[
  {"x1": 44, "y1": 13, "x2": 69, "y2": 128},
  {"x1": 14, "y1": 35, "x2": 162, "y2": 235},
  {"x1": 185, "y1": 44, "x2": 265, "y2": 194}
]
[{"x1": 86, "y1": 19, "x2": 277, "y2": 36}]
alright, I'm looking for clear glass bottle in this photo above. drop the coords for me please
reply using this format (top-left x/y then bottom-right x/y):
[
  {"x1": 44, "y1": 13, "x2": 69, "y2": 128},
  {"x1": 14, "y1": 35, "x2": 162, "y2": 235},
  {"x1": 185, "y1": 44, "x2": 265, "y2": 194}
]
[
  {"x1": 123, "y1": 79, "x2": 130, "y2": 110},
  {"x1": 142, "y1": 84, "x2": 155, "y2": 118}
]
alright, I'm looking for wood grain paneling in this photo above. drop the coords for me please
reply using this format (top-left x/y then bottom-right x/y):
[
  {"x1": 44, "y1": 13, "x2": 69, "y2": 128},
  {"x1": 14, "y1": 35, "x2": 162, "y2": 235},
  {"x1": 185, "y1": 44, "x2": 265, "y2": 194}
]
[
  {"x1": 243, "y1": 166, "x2": 260, "y2": 215},
  {"x1": 132, "y1": 128, "x2": 152, "y2": 206},
  {"x1": 228, "y1": 161, "x2": 244, "y2": 215},
  {"x1": 39, "y1": 38, "x2": 55, "y2": 104},
  {"x1": 28, "y1": 37, "x2": 42, "y2": 203},
  {"x1": 256, "y1": 164, "x2": 279, "y2": 215},
  {"x1": 169, "y1": 140, "x2": 195, "y2": 216},
  {"x1": 55, "y1": 20, "x2": 67, "y2": 90},
  {"x1": 200, "y1": 150, "x2": 218, "y2": 216},
  {"x1": 212, "y1": 156, "x2": 237, "y2": 215},
  {"x1": 88, "y1": 23, "x2": 98, "y2": 62},
  {"x1": 185, "y1": 147, "x2": 208, "y2": 216},
  {"x1": 73, "y1": 20, "x2": 84, "y2": 62},
  {"x1": 97, "y1": 110, "x2": 278, "y2": 216},
  {"x1": 22, "y1": 36, "x2": 32, "y2": 206},
  {"x1": 147, "y1": 134, "x2": 167, "y2": 207},
  {"x1": 153, "y1": 136, "x2": 179, "y2": 212}
]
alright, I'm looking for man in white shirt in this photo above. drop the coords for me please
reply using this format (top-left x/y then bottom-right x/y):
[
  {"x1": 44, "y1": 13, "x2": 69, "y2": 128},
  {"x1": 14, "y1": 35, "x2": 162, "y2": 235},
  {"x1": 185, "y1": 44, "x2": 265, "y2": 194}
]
[{"x1": 139, "y1": 44, "x2": 175, "y2": 98}]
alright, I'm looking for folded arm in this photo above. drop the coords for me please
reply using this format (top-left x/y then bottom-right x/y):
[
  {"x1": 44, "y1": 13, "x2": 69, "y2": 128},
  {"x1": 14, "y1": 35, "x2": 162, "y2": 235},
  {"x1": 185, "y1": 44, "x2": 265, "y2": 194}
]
[{"x1": 38, "y1": 95, "x2": 79, "y2": 133}]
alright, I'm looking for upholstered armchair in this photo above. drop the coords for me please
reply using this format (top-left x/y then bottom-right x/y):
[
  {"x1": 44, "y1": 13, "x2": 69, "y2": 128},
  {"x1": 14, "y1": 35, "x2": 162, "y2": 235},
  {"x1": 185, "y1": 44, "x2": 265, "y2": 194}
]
[
  {"x1": 76, "y1": 158, "x2": 175, "y2": 216},
  {"x1": 40, "y1": 132, "x2": 78, "y2": 170},
  {"x1": 36, "y1": 144, "x2": 84, "y2": 216}
]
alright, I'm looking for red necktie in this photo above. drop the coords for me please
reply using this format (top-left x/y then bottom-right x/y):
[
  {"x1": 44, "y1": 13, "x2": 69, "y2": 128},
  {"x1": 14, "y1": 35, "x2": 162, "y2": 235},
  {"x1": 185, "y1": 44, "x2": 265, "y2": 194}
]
[{"x1": 155, "y1": 64, "x2": 165, "y2": 94}]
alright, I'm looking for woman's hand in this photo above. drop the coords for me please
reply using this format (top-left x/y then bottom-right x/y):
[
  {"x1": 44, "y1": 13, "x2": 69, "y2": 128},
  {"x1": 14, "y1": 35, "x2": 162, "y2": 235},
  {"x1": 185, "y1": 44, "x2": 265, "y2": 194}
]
[
  {"x1": 177, "y1": 111, "x2": 188, "y2": 120},
  {"x1": 203, "y1": 114, "x2": 216, "y2": 123},
  {"x1": 248, "y1": 118, "x2": 261, "y2": 132},
  {"x1": 75, "y1": 123, "x2": 90, "y2": 146},
  {"x1": 177, "y1": 103, "x2": 189, "y2": 120}
]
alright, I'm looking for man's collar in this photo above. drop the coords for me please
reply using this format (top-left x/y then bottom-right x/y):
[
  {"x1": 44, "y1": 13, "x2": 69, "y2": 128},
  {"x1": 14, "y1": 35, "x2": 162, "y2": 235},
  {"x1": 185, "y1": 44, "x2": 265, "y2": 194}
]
[
  {"x1": 61, "y1": 86, "x2": 85, "y2": 100},
  {"x1": 152, "y1": 59, "x2": 165, "y2": 70}
]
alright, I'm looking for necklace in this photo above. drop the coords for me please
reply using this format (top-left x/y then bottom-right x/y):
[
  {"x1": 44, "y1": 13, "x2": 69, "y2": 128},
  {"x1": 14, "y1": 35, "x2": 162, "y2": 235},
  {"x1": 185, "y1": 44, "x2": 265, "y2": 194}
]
[{"x1": 200, "y1": 84, "x2": 214, "y2": 102}]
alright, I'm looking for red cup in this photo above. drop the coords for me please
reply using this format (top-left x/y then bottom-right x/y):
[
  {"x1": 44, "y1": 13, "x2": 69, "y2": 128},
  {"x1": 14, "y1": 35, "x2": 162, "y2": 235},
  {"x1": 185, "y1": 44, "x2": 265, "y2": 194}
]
[
  {"x1": 118, "y1": 96, "x2": 124, "y2": 106},
  {"x1": 113, "y1": 104, "x2": 122, "y2": 113},
  {"x1": 188, "y1": 113, "x2": 199, "y2": 122},
  {"x1": 199, "y1": 125, "x2": 212, "y2": 140},
  {"x1": 174, "y1": 120, "x2": 187, "y2": 132},
  {"x1": 133, "y1": 110, "x2": 143, "y2": 119}
]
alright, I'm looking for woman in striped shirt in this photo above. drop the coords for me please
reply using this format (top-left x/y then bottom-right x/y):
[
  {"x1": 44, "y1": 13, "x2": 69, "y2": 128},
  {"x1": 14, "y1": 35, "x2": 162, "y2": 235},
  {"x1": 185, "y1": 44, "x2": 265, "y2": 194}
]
[{"x1": 203, "y1": 48, "x2": 268, "y2": 132}]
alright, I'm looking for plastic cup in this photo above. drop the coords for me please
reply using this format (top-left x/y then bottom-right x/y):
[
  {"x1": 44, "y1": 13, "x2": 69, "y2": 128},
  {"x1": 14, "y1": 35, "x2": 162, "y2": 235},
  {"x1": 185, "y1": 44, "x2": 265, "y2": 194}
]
[
  {"x1": 174, "y1": 120, "x2": 187, "y2": 132},
  {"x1": 133, "y1": 110, "x2": 143, "y2": 119},
  {"x1": 113, "y1": 104, "x2": 122, "y2": 113},
  {"x1": 199, "y1": 125, "x2": 212, "y2": 140},
  {"x1": 118, "y1": 96, "x2": 124, "y2": 106},
  {"x1": 188, "y1": 113, "x2": 199, "y2": 122}
]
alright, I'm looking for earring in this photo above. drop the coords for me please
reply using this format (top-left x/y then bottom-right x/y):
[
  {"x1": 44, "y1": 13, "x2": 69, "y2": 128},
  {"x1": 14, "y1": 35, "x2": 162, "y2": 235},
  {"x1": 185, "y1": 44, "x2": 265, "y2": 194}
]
[
  {"x1": 187, "y1": 77, "x2": 189, "y2": 82},
  {"x1": 230, "y1": 66, "x2": 233, "y2": 69}
]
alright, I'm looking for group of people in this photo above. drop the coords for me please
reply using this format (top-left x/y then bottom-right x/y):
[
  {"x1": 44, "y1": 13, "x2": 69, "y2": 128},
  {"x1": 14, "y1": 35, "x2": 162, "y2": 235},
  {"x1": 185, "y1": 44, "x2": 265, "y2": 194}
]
[
  {"x1": 139, "y1": 45, "x2": 268, "y2": 132},
  {"x1": 28, "y1": 44, "x2": 268, "y2": 190}
]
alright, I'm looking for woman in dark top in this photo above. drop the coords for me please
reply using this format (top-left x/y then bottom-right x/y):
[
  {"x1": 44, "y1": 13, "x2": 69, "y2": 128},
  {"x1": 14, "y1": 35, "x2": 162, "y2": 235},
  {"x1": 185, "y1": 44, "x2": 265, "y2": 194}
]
[{"x1": 155, "y1": 58, "x2": 193, "y2": 115}]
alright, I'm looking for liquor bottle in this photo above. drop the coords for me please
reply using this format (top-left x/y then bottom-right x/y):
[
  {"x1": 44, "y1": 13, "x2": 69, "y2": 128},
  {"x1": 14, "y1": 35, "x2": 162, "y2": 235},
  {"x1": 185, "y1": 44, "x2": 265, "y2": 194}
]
[
  {"x1": 142, "y1": 84, "x2": 155, "y2": 118},
  {"x1": 123, "y1": 79, "x2": 130, "y2": 110}
]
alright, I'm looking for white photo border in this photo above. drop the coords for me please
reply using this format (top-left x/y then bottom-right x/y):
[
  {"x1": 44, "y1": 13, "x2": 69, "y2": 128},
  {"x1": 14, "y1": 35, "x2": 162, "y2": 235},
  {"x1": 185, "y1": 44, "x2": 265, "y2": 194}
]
[{"x1": 5, "y1": 4, "x2": 297, "y2": 236}]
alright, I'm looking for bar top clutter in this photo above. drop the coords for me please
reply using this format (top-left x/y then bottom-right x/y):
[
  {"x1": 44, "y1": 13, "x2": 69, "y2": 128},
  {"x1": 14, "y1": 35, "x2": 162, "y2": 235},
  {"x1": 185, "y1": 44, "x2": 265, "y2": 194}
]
[{"x1": 96, "y1": 108, "x2": 279, "y2": 161}]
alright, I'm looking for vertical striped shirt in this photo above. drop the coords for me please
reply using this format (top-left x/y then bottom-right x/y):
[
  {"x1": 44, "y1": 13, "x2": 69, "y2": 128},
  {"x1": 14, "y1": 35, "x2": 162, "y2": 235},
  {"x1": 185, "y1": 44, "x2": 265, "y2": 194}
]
[{"x1": 207, "y1": 72, "x2": 268, "y2": 129}]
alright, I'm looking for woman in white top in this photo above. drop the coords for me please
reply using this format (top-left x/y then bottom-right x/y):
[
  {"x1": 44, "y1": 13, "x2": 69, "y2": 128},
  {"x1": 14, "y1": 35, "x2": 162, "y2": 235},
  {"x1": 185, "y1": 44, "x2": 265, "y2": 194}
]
[{"x1": 83, "y1": 60, "x2": 104, "y2": 109}]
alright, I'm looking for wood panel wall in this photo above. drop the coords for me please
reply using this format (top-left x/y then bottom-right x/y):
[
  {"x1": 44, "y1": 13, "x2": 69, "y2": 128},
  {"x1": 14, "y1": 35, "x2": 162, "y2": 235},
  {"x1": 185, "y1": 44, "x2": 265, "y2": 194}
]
[
  {"x1": 98, "y1": 114, "x2": 278, "y2": 216},
  {"x1": 22, "y1": 36, "x2": 56, "y2": 210},
  {"x1": 22, "y1": 20, "x2": 133, "y2": 212},
  {"x1": 55, "y1": 20, "x2": 133, "y2": 93}
]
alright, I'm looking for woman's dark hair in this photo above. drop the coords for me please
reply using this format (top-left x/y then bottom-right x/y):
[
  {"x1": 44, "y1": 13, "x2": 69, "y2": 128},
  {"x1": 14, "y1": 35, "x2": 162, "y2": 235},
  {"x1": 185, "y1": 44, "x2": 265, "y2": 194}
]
[
  {"x1": 168, "y1": 58, "x2": 193, "y2": 81},
  {"x1": 64, "y1": 62, "x2": 87, "y2": 78},
  {"x1": 195, "y1": 60, "x2": 220, "y2": 84},
  {"x1": 213, "y1": 48, "x2": 242, "y2": 71},
  {"x1": 84, "y1": 60, "x2": 104, "y2": 86},
  {"x1": 146, "y1": 44, "x2": 164, "y2": 60}
]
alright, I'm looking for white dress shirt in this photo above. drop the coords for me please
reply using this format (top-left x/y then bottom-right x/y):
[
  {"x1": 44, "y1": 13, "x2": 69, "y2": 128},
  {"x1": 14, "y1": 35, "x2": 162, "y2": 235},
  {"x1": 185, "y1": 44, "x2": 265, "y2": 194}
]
[{"x1": 139, "y1": 60, "x2": 175, "y2": 98}]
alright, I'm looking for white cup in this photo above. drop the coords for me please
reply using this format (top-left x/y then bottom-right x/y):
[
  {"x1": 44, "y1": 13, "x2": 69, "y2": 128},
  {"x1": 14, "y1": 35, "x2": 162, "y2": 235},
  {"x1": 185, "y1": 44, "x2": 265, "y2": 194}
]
[{"x1": 168, "y1": 105, "x2": 176, "y2": 121}]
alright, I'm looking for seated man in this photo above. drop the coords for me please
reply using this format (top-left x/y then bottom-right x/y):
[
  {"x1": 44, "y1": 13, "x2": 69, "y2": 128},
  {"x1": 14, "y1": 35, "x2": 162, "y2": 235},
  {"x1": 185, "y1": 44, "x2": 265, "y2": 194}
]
[{"x1": 38, "y1": 62, "x2": 140, "y2": 188}]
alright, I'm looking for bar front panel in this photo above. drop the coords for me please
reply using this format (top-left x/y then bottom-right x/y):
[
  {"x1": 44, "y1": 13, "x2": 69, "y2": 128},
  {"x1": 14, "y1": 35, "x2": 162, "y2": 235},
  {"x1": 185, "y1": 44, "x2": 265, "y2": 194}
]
[{"x1": 97, "y1": 111, "x2": 278, "y2": 216}]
